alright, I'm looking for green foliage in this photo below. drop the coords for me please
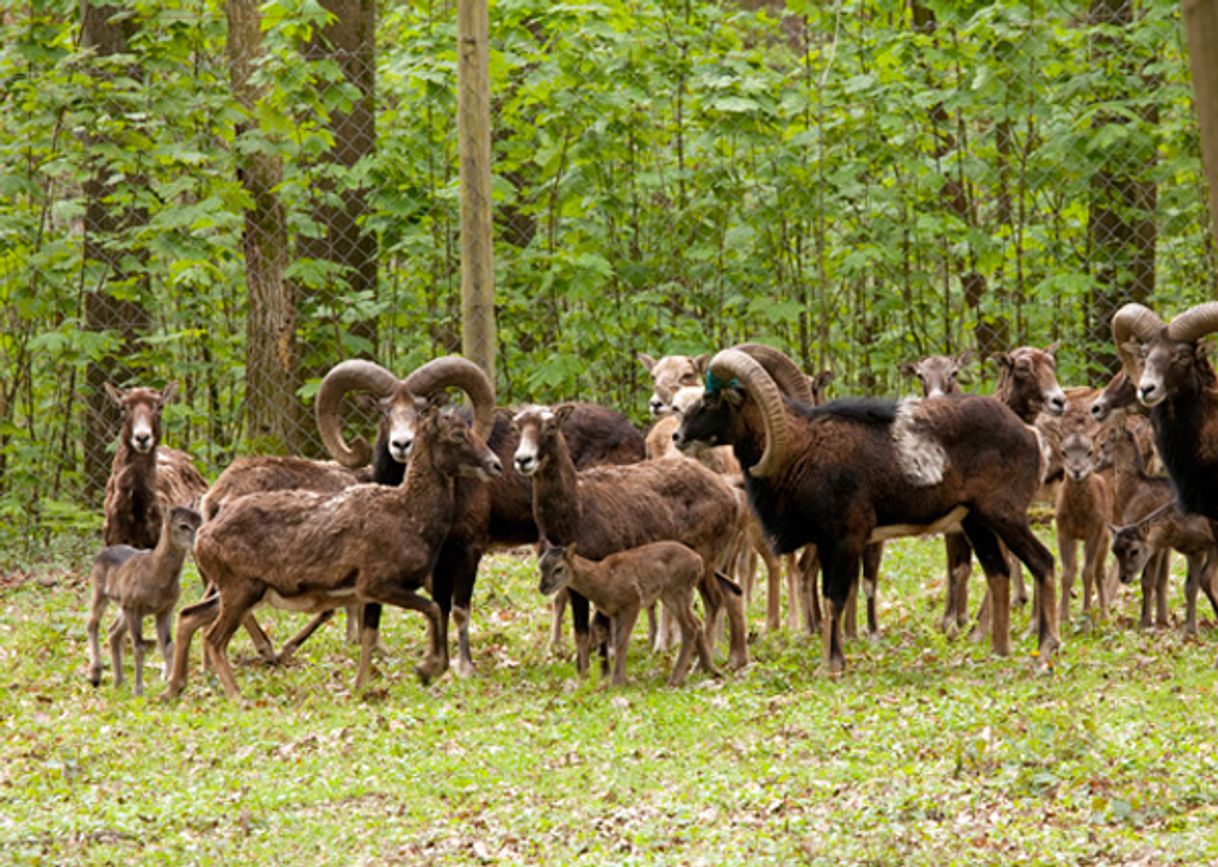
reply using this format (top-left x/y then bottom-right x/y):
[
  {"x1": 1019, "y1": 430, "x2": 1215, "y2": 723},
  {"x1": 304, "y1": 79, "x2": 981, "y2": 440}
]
[{"x1": 0, "y1": 0, "x2": 1212, "y2": 548}]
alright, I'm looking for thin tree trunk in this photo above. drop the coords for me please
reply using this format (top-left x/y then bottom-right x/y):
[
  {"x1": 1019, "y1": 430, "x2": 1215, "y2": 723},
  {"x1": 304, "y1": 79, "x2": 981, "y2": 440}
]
[
  {"x1": 300, "y1": 0, "x2": 379, "y2": 364},
  {"x1": 81, "y1": 1, "x2": 151, "y2": 501},
  {"x1": 1183, "y1": 0, "x2": 1218, "y2": 263},
  {"x1": 457, "y1": 0, "x2": 496, "y2": 380},
  {"x1": 228, "y1": 0, "x2": 303, "y2": 453}
]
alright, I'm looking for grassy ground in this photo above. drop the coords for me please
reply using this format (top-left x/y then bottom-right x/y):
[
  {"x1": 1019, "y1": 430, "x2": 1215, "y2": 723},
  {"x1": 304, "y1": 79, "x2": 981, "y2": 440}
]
[{"x1": 3, "y1": 533, "x2": 1218, "y2": 865}]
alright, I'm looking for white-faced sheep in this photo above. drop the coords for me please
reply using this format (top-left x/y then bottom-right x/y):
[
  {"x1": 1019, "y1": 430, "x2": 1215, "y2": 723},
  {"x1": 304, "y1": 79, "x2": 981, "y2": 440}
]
[{"x1": 102, "y1": 382, "x2": 207, "y2": 549}]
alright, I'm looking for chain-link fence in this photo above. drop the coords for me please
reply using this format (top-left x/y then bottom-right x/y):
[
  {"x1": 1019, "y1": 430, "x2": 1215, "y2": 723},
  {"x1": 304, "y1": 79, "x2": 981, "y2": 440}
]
[{"x1": 0, "y1": 0, "x2": 1210, "y2": 554}]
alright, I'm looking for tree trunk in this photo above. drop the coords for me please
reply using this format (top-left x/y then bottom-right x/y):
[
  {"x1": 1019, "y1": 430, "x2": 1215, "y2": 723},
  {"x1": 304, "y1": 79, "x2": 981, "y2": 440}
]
[
  {"x1": 457, "y1": 0, "x2": 496, "y2": 382},
  {"x1": 228, "y1": 0, "x2": 304, "y2": 453},
  {"x1": 81, "y1": 1, "x2": 151, "y2": 502},
  {"x1": 1183, "y1": 0, "x2": 1218, "y2": 262},
  {"x1": 1086, "y1": 0, "x2": 1156, "y2": 375},
  {"x1": 300, "y1": 0, "x2": 379, "y2": 364}
]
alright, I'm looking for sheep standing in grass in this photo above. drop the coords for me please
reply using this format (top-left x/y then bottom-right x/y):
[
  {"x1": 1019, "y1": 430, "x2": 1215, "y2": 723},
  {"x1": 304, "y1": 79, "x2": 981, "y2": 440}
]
[
  {"x1": 538, "y1": 540, "x2": 719, "y2": 687},
  {"x1": 87, "y1": 506, "x2": 203, "y2": 696}
]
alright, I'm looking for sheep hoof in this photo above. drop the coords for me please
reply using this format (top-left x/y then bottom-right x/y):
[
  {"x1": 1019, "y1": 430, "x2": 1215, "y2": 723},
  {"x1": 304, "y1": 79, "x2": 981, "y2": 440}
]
[
  {"x1": 941, "y1": 619, "x2": 959, "y2": 639},
  {"x1": 88, "y1": 671, "x2": 101, "y2": 688},
  {"x1": 726, "y1": 650, "x2": 748, "y2": 671},
  {"x1": 415, "y1": 656, "x2": 446, "y2": 685},
  {"x1": 452, "y1": 657, "x2": 476, "y2": 679}
]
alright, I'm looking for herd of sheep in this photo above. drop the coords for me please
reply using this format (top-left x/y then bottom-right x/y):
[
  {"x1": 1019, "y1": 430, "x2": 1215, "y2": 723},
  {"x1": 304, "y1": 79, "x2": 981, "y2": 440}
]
[{"x1": 84, "y1": 300, "x2": 1218, "y2": 698}]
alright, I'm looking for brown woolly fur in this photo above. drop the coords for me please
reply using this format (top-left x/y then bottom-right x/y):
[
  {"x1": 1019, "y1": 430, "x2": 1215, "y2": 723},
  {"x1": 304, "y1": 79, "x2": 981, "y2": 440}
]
[
  {"x1": 202, "y1": 456, "x2": 369, "y2": 521},
  {"x1": 165, "y1": 399, "x2": 503, "y2": 701},
  {"x1": 88, "y1": 506, "x2": 203, "y2": 696},
  {"x1": 513, "y1": 405, "x2": 748, "y2": 673},
  {"x1": 1054, "y1": 420, "x2": 1115, "y2": 622},
  {"x1": 102, "y1": 383, "x2": 207, "y2": 550}
]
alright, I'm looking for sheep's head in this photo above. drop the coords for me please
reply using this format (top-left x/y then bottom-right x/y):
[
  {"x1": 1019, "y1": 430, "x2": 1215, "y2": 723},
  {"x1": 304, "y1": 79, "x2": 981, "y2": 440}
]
[
  {"x1": 638, "y1": 352, "x2": 709, "y2": 417},
  {"x1": 166, "y1": 505, "x2": 203, "y2": 549},
  {"x1": 1060, "y1": 429, "x2": 1098, "y2": 483},
  {"x1": 511, "y1": 403, "x2": 575, "y2": 476},
  {"x1": 674, "y1": 346, "x2": 795, "y2": 478},
  {"x1": 1110, "y1": 520, "x2": 1154, "y2": 585},
  {"x1": 993, "y1": 344, "x2": 1067, "y2": 417},
  {"x1": 1113, "y1": 302, "x2": 1218, "y2": 408},
  {"x1": 317, "y1": 356, "x2": 495, "y2": 468},
  {"x1": 105, "y1": 382, "x2": 178, "y2": 455},
  {"x1": 900, "y1": 352, "x2": 972, "y2": 399},
  {"x1": 1090, "y1": 369, "x2": 1137, "y2": 423},
  {"x1": 537, "y1": 540, "x2": 576, "y2": 595},
  {"x1": 418, "y1": 395, "x2": 503, "y2": 481}
]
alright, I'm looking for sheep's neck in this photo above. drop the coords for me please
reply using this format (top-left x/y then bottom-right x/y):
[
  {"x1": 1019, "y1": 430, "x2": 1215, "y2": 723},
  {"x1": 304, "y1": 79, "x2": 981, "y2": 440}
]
[
  {"x1": 398, "y1": 436, "x2": 454, "y2": 515},
  {"x1": 533, "y1": 430, "x2": 582, "y2": 545},
  {"x1": 146, "y1": 531, "x2": 188, "y2": 586},
  {"x1": 993, "y1": 374, "x2": 1039, "y2": 425},
  {"x1": 561, "y1": 556, "x2": 615, "y2": 614}
]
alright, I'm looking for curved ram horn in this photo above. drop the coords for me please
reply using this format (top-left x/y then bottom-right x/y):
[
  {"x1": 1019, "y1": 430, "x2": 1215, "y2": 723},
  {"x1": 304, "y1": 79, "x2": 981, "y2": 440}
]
[
  {"x1": 733, "y1": 343, "x2": 815, "y2": 404},
  {"x1": 707, "y1": 348, "x2": 790, "y2": 478},
  {"x1": 316, "y1": 359, "x2": 401, "y2": 468},
  {"x1": 403, "y1": 356, "x2": 496, "y2": 440},
  {"x1": 1111, "y1": 304, "x2": 1165, "y2": 379},
  {"x1": 1167, "y1": 301, "x2": 1218, "y2": 344}
]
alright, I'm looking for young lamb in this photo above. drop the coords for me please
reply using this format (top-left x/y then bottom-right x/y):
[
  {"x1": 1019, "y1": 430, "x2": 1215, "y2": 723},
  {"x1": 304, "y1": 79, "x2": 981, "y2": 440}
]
[
  {"x1": 87, "y1": 506, "x2": 203, "y2": 696},
  {"x1": 537, "y1": 540, "x2": 719, "y2": 686}
]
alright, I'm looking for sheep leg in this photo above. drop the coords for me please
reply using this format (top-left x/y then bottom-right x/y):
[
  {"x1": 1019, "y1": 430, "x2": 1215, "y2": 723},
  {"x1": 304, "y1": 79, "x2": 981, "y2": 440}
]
[
  {"x1": 1155, "y1": 552, "x2": 1170, "y2": 628},
  {"x1": 862, "y1": 541, "x2": 882, "y2": 641},
  {"x1": 344, "y1": 603, "x2": 361, "y2": 644},
  {"x1": 797, "y1": 547, "x2": 821, "y2": 635},
  {"x1": 1057, "y1": 531, "x2": 1078, "y2": 626},
  {"x1": 569, "y1": 590, "x2": 593, "y2": 676},
  {"x1": 842, "y1": 576, "x2": 858, "y2": 641},
  {"x1": 434, "y1": 541, "x2": 483, "y2": 678},
  {"x1": 784, "y1": 552, "x2": 801, "y2": 632},
  {"x1": 238, "y1": 614, "x2": 279, "y2": 666},
  {"x1": 1138, "y1": 555, "x2": 1158, "y2": 629},
  {"x1": 610, "y1": 607, "x2": 639, "y2": 686},
  {"x1": 550, "y1": 588, "x2": 570, "y2": 655},
  {"x1": 274, "y1": 608, "x2": 336, "y2": 666},
  {"x1": 202, "y1": 586, "x2": 265, "y2": 700},
  {"x1": 108, "y1": 612, "x2": 128, "y2": 689},
  {"x1": 818, "y1": 545, "x2": 858, "y2": 675},
  {"x1": 154, "y1": 611, "x2": 174, "y2": 682},
  {"x1": 1198, "y1": 553, "x2": 1218, "y2": 621},
  {"x1": 645, "y1": 605, "x2": 658, "y2": 652},
  {"x1": 127, "y1": 609, "x2": 147, "y2": 697},
  {"x1": 1085, "y1": 529, "x2": 1110, "y2": 619},
  {"x1": 164, "y1": 595, "x2": 220, "y2": 699},
  {"x1": 364, "y1": 582, "x2": 448, "y2": 686},
  {"x1": 941, "y1": 531, "x2": 970, "y2": 636},
  {"x1": 961, "y1": 516, "x2": 1011, "y2": 657},
  {"x1": 1184, "y1": 553, "x2": 1204, "y2": 637},
  {"x1": 992, "y1": 516, "x2": 1059, "y2": 662},
  {"x1": 86, "y1": 583, "x2": 108, "y2": 687},
  {"x1": 711, "y1": 567, "x2": 748, "y2": 670}
]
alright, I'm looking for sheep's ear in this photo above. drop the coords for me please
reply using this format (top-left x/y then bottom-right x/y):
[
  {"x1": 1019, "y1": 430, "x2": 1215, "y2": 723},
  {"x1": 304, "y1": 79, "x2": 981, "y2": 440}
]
[
  {"x1": 899, "y1": 361, "x2": 918, "y2": 378},
  {"x1": 637, "y1": 352, "x2": 657, "y2": 373},
  {"x1": 1043, "y1": 341, "x2": 1061, "y2": 358},
  {"x1": 566, "y1": 541, "x2": 578, "y2": 559},
  {"x1": 990, "y1": 352, "x2": 1012, "y2": 372},
  {"x1": 956, "y1": 349, "x2": 976, "y2": 368},
  {"x1": 159, "y1": 381, "x2": 179, "y2": 407},
  {"x1": 693, "y1": 353, "x2": 712, "y2": 374},
  {"x1": 816, "y1": 369, "x2": 836, "y2": 388},
  {"x1": 554, "y1": 403, "x2": 577, "y2": 425},
  {"x1": 104, "y1": 383, "x2": 125, "y2": 406},
  {"x1": 1106, "y1": 522, "x2": 1120, "y2": 536}
]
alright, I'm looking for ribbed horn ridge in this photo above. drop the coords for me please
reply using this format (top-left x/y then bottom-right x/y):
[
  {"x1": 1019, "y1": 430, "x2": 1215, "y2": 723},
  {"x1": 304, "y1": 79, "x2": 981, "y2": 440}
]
[
  {"x1": 1111, "y1": 304, "x2": 1165, "y2": 379},
  {"x1": 707, "y1": 348, "x2": 790, "y2": 478},
  {"x1": 1167, "y1": 301, "x2": 1218, "y2": 344},
  {"x1": 316, "y1": 359, "x2": 401, "y2": 467},
  {"x1": 733, "y1": 343, "x2": 815, "y2": 404},
  {"x1": 403, "y1": 356, "x2": 496, "y2": 440}
]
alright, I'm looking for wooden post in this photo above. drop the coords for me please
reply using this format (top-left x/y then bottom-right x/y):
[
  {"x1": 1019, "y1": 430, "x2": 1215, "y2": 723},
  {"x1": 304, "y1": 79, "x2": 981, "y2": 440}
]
[
  {"x1": 1184, "y1": 0, "x2": 1218, "y2": 261},
  {"x1": 457, "y1": 0, "x2": 496, "y2": 381}
]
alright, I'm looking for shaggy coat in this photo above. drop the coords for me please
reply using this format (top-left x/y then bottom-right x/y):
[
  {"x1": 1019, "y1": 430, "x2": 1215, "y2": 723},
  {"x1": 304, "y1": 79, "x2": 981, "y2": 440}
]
[{"x1": 102, "y1": 384, "x2": 207, "y2": 549}]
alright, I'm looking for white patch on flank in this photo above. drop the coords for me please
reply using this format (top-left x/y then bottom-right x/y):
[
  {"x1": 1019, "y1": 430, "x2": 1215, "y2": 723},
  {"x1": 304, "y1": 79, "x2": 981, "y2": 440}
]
[{"x1": 892, "y1": 398, "x2": 946, "y2": 487}]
